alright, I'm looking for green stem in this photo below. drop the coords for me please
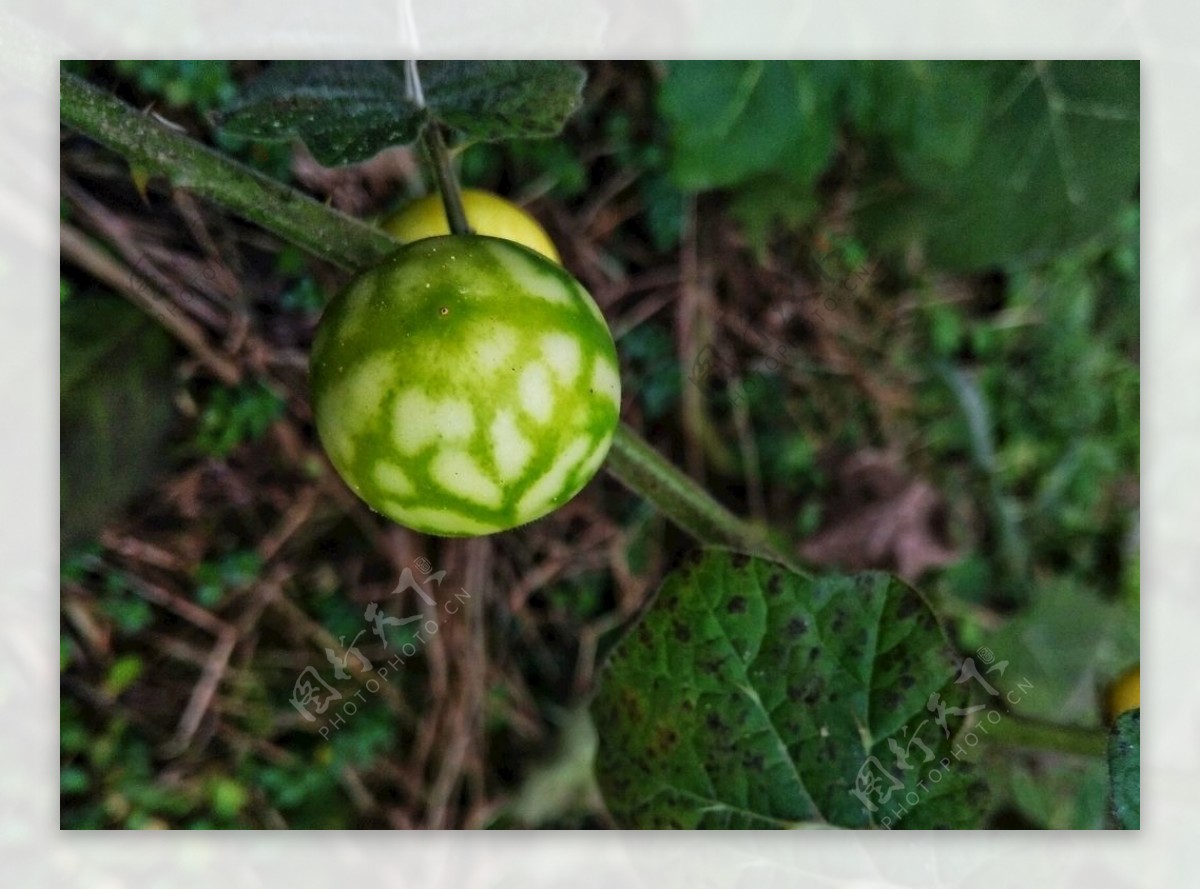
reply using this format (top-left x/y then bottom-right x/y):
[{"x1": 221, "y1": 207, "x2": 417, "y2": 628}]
[
  {"x1": 403, "y1": 60, "x2": 470, "y2": 236},
  {"x1": 606, "y1": 426, "x2": 794, "y2": 567},
  {"x1": 981, "y1": 713, "x2": 1108, "y2": 758},
  {"x1": 422, "y1": 124, "x2": 471, "y2": 236},
  {"x1": 60, "y1": 72, "x2": 395, "y2": 273},
  {"x1": 59, "y1": 69, "x2": 789, "y2": 561}
]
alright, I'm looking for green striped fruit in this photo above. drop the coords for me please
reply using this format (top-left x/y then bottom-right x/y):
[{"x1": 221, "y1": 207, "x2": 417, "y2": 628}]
[{"x1": 311, "y1": 235, "x2": 621, "y2": 537}]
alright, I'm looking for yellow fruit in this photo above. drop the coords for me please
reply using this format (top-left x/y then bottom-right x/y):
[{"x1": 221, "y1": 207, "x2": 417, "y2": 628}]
[
  {"x1": 1106, "y1": 664, "x2": 1140, "y2": 721},
  {"x1": 383, "y1": 189, "x2": 561, "y2": 264}
]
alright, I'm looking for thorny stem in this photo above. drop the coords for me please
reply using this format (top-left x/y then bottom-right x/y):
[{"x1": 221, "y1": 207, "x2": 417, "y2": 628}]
[
  {"x1": 59, "y1": 70, "x2": 774, "y2": 561},
  {"x1": 59, "y1": 72, "x2": 396, "y2": 273}
]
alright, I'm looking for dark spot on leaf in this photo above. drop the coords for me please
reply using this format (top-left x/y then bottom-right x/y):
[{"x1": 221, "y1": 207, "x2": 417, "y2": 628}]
[
  {"x1": 673, "y1": 621, "x2": 692, "y2": 642},
  {"x1": 897, "y1": 595, "x2": 920, "y2": 619},
  {"x1": 728, "y1": 595, "x2": 748, "y2": 614},
  {"x1": 652, "y1": 725, "x2": 680, "y2": 752},
  {"x1": 730, "y1": 552, "x2": 752, "y2": 568},
  {"x1": 767, "y1": 574, "x2": 783, "y2": 597},
  {"x1": 620, "y1": 688, "x2": 644, "y2": 721},
  {"x1": 787, "y1": 617, "x2": 809, "y2": 635},
  {"x1": 808, "y1": 646, "x2": 821, "y2": 663}
]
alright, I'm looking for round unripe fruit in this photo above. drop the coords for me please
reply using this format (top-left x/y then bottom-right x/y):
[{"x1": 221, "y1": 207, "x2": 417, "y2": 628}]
[
  {"x1": 383, "y1": 189, "x2": 561, "y2": 264},
  {"x1": 311, "y1": 235, "x2": 620, "y2": 537}
]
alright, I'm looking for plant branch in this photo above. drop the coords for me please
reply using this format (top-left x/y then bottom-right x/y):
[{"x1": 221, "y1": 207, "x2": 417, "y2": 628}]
[
  {"x1": 402, "y1": 60, "x2": 470, "y2": 235},
  {"x1": 59, "y1": 70, "x2": 790, "y2": 560},
  {"x1": 606, "y1": 425, "x2": 794, "y2": 566},
  {"x1": 60, "y1": 71, "x2": 395, "y2": 272},
  {"x1": 423, "y1": 124, "x2": 471, "y2": 236},
  {"x1": 981, "y1": 713, "x2": 1108, "y2": 758}
]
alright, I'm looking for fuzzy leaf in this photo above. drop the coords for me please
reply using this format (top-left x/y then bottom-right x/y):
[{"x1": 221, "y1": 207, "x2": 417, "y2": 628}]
[
  {"x1": 221, "y1": 60, "x2": 585, "y2": 167},
  {"x1": 220, "y1": 61, "x2": 425, "y2": 167},
  {"x1": 591, "y1": 549, "x2": 988, "y2": 829},
  {"x1": 421, "y1": 60, "x2": 585, "y2": 141}
]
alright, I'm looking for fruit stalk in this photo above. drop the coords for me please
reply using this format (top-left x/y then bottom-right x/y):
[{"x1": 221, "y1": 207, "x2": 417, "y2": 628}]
[
  {"x1": 59, "y1": 70, "x2": 786, "y2": 559},
  {"x1": 421, "y1": 123, "x2": 472, "y2": 237},
  {"x1": 403, "y1": 60, "x2": 471, "y2": 237}
]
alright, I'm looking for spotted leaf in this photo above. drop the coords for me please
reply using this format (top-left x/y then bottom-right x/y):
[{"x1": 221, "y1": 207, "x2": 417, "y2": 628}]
[{"x1": 591, "y1": 549, "x2": 989, "y2": 828}]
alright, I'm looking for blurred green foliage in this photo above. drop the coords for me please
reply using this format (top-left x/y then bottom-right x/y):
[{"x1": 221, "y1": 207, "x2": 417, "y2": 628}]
[
  {"x1": 190, "y1": 380, "x2": 285, "y2": 457},
  {"x1": 661, "y1": 61, "x2": 842, "y2": 247},
  {"x1": 659, "y1": 61, "x2": 1139, "y2": 270},
  {"x1": 194, "y1": 550, "x2": 263, "y2": 607},
  {"x1": 61, "y1": 293, "x2": 177, "y2": 547},
  {"x1": 113, "y1": 60, "x2": 238, "y2": 115}
]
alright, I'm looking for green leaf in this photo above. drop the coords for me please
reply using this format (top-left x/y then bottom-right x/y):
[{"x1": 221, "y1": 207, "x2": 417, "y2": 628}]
[
  {"x1": 221, "y1": 61, "x2": 585, "y2": 167},
  {"x1": 61, "y1": 294, "x2": 177, "y2": 546},
  {"x1": 659, "y1": 61, "x2": 840, "y2": 253},
  {"x1": 220, "y1": 61, "x2": 426, "y2": 167},
  {"x1": 591, "y1": 549, "x2": 988, "y2": 829},
  {"x1": 985, "y1": 577, "x2": 1138, "y2": 726},
  {"x1": 210, "y1": 777, "x2": 249, "y2": 819},
  {"x1": 660, "y1": 61, "x2": 837, "y2": 192},
  {"x1": 420, "y1": 61, "x2": 585, "y2": 142},
  {"x1": 1108, "y1": 709, "x2": 1139, "y2": 829},
  {"x1": 103, "y1": 654, "x2": 144, "y2": 698},
  {"x1": 855, "y1": 61, "x2": 1139, "y2": 270}
]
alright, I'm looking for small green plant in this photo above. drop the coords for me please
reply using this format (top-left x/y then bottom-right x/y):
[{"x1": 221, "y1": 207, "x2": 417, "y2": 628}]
[{"x1": 192, "y1": 380, "x2": 285, "y2": 457}]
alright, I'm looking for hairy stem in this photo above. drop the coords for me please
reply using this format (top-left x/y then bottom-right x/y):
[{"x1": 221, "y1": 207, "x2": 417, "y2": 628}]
[
  {"x1": 60, "y1": 72, "x2": 396, "y2": 272},
  {"x1": 59, "y1": 69, "x2": 788, "y2": 561}
]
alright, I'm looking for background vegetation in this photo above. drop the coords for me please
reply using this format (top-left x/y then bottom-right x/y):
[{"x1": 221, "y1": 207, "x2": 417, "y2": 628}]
[{"x1": 60, "y1": 60, "x2": 1138, "y2": 829}]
